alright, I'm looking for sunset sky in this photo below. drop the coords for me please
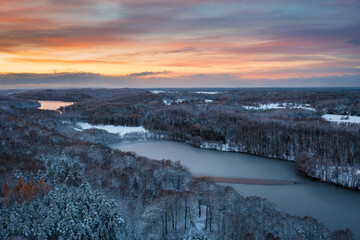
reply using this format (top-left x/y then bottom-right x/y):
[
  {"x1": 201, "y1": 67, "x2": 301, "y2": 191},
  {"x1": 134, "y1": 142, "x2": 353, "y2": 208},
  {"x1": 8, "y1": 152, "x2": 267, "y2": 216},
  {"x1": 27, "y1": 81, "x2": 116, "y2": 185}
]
[{"x1": 1, "y1": 0, "x2": 360, "y2": 88}]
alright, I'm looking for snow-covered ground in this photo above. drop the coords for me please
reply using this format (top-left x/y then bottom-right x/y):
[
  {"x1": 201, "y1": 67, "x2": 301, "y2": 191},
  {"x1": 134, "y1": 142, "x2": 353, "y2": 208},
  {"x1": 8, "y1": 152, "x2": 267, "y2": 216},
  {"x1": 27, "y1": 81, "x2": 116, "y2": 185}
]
[
  {"x1": 243, "y1": 103, "x2": 315, "y2": 111},
  {"x1": 165, "y1": 98, "x2": 213, "y2": 104},
  {"x1": 322, "y1": 114, "x2": 360, "y2": 124},
  {"x1": 243, "y1": 103, "x2": 283, "y2": 110},
  {"x1": 309, "y1": 165, "x2": 360, "y2": 190},
  {"x1": 289, "y1": 104, "x2": 315, "y2": 111},
  {"x1": 194, "y1": 205, "x2": 206, "y2": 229},
  {"x1": 149, "y1": 90, "x2": 165, "y2": 94},
  {"x1": 75, "y1": 122, "x2": 148, "y2": 136},
  {"x1": 162, "y1": 99, "x2": 172, "y2": 105},
  {"x1": 195, "y1": 91, "x2": 219, "y2": 95}
]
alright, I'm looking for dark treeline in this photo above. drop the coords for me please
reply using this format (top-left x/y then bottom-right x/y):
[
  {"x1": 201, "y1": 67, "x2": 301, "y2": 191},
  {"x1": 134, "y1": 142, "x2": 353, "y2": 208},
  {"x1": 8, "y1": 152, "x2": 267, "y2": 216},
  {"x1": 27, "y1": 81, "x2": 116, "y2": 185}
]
[
  {"x1": 15, "y1": 88, "x2": 360, "y2": 116},
  {"x1": 0, "y1": 92, "x2": 355, "y2": 239}
]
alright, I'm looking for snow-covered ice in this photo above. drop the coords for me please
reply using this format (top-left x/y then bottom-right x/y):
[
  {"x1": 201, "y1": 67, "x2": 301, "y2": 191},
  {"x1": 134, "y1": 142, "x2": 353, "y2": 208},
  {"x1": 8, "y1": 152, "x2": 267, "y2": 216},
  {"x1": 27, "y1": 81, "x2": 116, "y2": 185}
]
[
  {"x1": 322, "y1": 114, "x2": 360, "y2": 124},
  {"x1": 76, "y1": 122, "x2": 148, "y2": 136}
]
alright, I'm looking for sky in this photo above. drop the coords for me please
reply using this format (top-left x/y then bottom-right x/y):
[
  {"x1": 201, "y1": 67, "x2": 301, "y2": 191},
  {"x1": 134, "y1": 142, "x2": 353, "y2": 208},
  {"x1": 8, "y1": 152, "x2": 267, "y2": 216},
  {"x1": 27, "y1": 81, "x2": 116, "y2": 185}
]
[{"x1": 0, "y1": 0, "x2": 360, "y2": 88}]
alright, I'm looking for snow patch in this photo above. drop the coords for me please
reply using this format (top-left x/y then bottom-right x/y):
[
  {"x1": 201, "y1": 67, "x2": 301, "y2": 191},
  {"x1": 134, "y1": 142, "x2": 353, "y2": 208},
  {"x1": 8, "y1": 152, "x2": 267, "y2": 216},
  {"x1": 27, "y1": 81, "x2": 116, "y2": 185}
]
[
  {"x1": 205, "y1": 99, "x2": 213, "y2": 103},
  {"x1": 162, "y1": 99, "x2": 172, "y2": 105},
  {"x1": 149, "y1": 90, "x2": 165, "y2": 94},
  {"x1": 200, "y1": 142, "x2": 240, "y2": 152},
  {"x1": 175, "y1": 99, "x2": 185, "y2": 103},
  {"x1": 243, "y1": 103, "x2": 315, "y2": 111},
  {"x1": 195, "y1": 91, "x2": 219, "y2": 95},
  {"x1": 194, "y1": 205, "x2": 207, "y2": 230},
  {"x1": 294, "y1": 105, "x2": 316, "y2": 111},
  {"x1": 76, "y1": 122, "x2": 148, "y2": 136},
  {"x1": 322, "y1": 114, "x2": 360, "y2": 124}
]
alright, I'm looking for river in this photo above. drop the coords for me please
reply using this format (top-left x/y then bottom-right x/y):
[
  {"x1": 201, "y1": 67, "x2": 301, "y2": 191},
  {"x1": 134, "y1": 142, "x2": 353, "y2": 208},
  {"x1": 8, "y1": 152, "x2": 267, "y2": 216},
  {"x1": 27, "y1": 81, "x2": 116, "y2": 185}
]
[{"x1": 110, "y1": 140, "x2": 360, "y2": 237}]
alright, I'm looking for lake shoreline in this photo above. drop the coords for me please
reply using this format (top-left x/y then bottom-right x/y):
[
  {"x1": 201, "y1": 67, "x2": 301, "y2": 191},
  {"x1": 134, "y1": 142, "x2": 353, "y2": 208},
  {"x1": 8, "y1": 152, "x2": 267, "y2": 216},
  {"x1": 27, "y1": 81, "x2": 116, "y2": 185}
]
[
  {"x1": 112, "y1": 133, "x2": 360, "y2": 192},
  {"x1": 111, "y1": 139, "x2": 360, "y2": 237}
]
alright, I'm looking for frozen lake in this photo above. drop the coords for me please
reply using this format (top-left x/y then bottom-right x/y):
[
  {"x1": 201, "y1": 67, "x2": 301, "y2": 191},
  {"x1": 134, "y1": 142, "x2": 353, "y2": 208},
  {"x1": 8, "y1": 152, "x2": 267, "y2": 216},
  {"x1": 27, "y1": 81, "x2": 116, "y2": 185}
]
[{"x1": 111, "y1": 140, "x2": 360, "y2": 237}]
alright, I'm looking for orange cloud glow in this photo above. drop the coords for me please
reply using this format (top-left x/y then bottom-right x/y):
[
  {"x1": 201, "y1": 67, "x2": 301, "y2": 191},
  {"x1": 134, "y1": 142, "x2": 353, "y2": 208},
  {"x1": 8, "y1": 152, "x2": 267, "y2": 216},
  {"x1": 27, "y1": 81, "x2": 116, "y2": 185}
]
[{"x1": 1, "y1": 0, "x2": 359, "y2": 87}]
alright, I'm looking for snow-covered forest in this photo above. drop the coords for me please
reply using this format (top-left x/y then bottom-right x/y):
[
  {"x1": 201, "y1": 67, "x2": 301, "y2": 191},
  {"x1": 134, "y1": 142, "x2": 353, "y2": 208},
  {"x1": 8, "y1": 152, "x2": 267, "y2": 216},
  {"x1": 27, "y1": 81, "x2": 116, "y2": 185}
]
[
  {"x1": 19, "y1": 88, "x2": 358, "y2": 190},
  {"x1": 0, "y1": 88, "x2": 358, "y2": 239}
]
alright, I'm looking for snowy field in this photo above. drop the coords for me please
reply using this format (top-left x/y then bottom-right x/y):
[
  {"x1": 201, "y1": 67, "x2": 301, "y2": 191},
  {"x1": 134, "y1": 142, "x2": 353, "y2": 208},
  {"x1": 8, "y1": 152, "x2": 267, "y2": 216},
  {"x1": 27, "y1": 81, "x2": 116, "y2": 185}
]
[
  {"x1": 243, "y1": 103, "x2": 315, "y2": 111},
  {"x1": 75, "y1": 122, "x2": 148, "y2": 136},
  {"x1": 322, "y1": 114, "x2": 360, "y2": 124}
]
